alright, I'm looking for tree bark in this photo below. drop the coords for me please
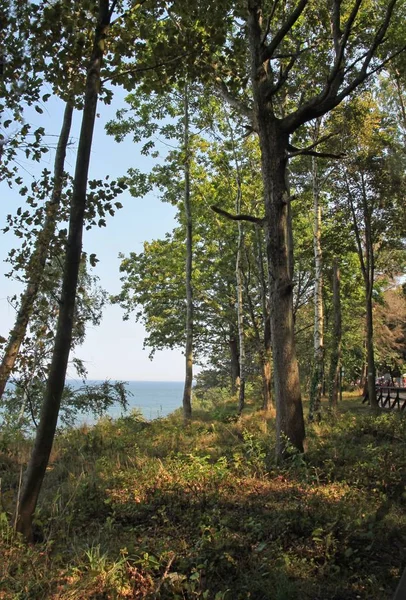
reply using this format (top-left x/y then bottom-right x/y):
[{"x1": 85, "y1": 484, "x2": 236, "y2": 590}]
[
  {"x1": 236, "y1": 203, "x2": 246, "y2": 414},
  {"x1": 261, "y1": 350, "x2": 272, "y2": 410},
  {"x1": 0, "y1": 101, "x2": 73, "y2": 400},
  {"x1": 15, "y1": 0, "x2": 112, "y2": 540},
  {"x1": 309, "y1": 144, "x2": 324, "y2": 422},
  {"x1": 248, "y1": 3, "x2": 305, "y2": 459},
  {"x1": 365, "y1": 282, "x2": 377, "y2": 408},
  {"x1": 229, "y1": 332, "x2": 240, "y2": 395},
  {"x1": 255, "y1": 225, "x2": 272, "y2": 410},
  {"x1": 346, "y1": 174, "x2": 378, "y2": 409},
  {"x1": 182, "y1": 84, "x2": 193, "y2": 420},
  {"x1": 328, "y1": 260, "x2": 341, "y2": 410},
  {"x1": 259, "y1": 120, "x2": 305, "y2": 457}
]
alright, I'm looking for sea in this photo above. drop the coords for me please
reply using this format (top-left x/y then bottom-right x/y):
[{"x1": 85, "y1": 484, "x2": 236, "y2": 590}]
[{"x1": 70, "y1": 380, "x2": 184, "y2": 424}]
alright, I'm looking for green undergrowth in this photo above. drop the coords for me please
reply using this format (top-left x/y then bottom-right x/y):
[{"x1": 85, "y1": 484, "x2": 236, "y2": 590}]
[{"x1": 0, "y1": 395, "x2": 405, "y2": 599}]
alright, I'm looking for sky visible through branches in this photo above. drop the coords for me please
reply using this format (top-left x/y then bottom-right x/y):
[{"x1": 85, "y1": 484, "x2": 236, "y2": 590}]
[{"x1": 0, "y1": 89, "x2": 186, "y2": 382}]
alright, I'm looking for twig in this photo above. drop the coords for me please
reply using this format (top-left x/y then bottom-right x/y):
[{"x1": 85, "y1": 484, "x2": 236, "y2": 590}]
[
  {"x1": 14, "y1": 465, "x2": 24, "y2": 530},
  {"x1": 153, "y1": 552, "x2": 176, "y2": 597}
]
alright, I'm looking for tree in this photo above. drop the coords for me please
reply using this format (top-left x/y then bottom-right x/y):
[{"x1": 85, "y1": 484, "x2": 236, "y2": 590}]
[
  {"x1": 308, "y1": 120, "x2": 324, "y2": 421},
  {"x1": 328, "y1": 259, "x2": 342, "y2": 410},
  {"x1": 234, "y1": 0, "x2": 404, "y2": 458},
  {"x1": 0, "y1": 0, "x2": 128, "y2": 398},
  {"x1": 112, "y1": 118, "x2": 270, "y2": 399},
  {"x1": 331, "y1": 98, "x2": 406, "y2": 407},
  {"x1": 374, "y1": 283, "x2": 406, "y2": 375},
  {"x1": 0, "y1": 102, "x2": 73, "y2": 399},
  {"x1": 15, "y1": 0, "x2": 119, "y2": 540},
  {"x1": 0, "y1": 258, "x2": 129, "y2": 431},
  {"x1": 182, "y1": 83, "x2": 193, "y2": 420},
  {"x1": 0, "y1": 0, "x2": 44, "y2": 175}
]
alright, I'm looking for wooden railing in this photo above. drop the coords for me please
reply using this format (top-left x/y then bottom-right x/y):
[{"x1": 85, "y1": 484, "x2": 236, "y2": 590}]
[
  {"x1": 393, "y1": 566, "x2": 406, "y2": 600},
  {"x1": 363, "y1": 386, "x2": 406, "y2": 411}
]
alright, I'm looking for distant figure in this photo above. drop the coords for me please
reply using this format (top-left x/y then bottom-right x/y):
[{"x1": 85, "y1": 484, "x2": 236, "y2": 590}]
[
  {"x1": 392, "y1": 366, "x2": 401, "y2": 387},
  {"x1": 383, "y1": 373, "x2": 391, "y2": 385}
]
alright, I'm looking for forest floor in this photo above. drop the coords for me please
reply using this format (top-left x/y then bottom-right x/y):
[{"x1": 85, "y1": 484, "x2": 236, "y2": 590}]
[{"x1": 0, "y1": 393, "x2": 405, "y2": 599}]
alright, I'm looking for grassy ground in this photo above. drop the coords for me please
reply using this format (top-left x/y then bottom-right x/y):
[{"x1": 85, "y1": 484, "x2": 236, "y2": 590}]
[{"x1": 0, "y1": 393, "x2": 405, "y2": 599}]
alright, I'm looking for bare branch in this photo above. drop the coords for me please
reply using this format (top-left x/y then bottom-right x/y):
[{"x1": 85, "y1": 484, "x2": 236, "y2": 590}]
[
  {"x1": 215, "y1": 80, "x2": 254, "y2": 124},
  {"x1": 262, "y1": 0, "x2": 308, "y2": 62},
  {"x1": 288, "y1": 132, "x2": 337, "y2": 153},
  {"x1": 261, "y1": 0, "x2": 282, "y2": 46},
  {"x1": 108, "y1": 0, "x2": 119, "y2": 20},
  {"x1": 101, "y1": 52, "x2": 191, "y2": 83},
  {"x1": 288, "y1": 146, "x2": 345, "y2": 159},
  {"x1": 261, "y1": 15, "x2": 272, "y2": 46},
  {"x1": 330, "y1": 0, "x2": 342, "y2": 55},
  {"x1": 211, "y1": 205, "x2": 265, "y2": 224},
  {"x1": 328, "y1": 0, "x2": 363, "y2": 87},
  {"x1": 266, "y1": 46, "x2": 300, "y2": 98},
  {"x1": 338, "y1": 42, "x2": 406, "y2": 100}
]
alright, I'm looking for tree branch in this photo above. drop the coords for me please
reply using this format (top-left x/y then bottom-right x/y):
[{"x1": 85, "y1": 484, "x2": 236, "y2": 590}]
[
  {"x1": 261, "y1": 0, "x2": 308, "y2": 62},
  {"x1": 330, "y1": 0, "x2": 342, "y2": 55},
  {"x1": 281, "y1": 0, "x2": 402, "y2": 132},
  {"x1": 211, "y1": 205, "x2": 265, "y2": 224},
  {"x1": 339, "y1": 43, "x2": 406, "y2": 100},
  {"x1": 328, "y1": 0, "x2": 363, "y2": 88},
  {"x1": 109, "y1": 0, "x2": 149, "y2": 26},
  {"x1": 287, "y1": 132, "x2": 345, "y2": 158},
  {"x1": 102, "y1": 52, "x2": 191, "y2": 83},
  {"x1": 266, "y1": 45, "x2": 300, "y2": 98},
  {"x1": 108, "y1": 0, "x2": 119, "y2": 20},
  {"x1": 215, "y1": 80, "x2": 253, "y2": 124},
  {"x1": 288, "y1": 146, "x2": 345, "y2": 159}
]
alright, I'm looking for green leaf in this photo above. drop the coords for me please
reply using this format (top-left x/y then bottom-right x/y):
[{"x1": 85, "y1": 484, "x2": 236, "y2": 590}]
[{"x1": 89, "y1": 253, "x2": 99, "y2": 267}]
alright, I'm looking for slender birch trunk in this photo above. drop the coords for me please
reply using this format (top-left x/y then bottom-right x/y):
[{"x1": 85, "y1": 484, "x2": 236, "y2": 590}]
[
  {"x1": 229, "y1": 330, "x2": 240, "y2": 395},
  {"x1": 0, "y1": 101, "x2": 73, "y2": 399},
  {"x1": 328, "y1": 260, "x2": 341, "y2": 410},
  {"x1": 16, "y1": 0, "x2": 112, "y2": 540},
  {"x1": 309, "y1": 140, "x2": 324, "y2": 422},
  {"x1": 346, "y1": 174, "x2": 378, "y2": 409},
  {"x1": 182, "y1": 84, "x2": 193, "y2": 420},
  {"x1": 236, "y1": 197, "x2": 246, "y2": 414}
]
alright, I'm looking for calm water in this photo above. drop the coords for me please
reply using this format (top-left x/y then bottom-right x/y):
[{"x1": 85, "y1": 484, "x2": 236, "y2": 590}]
[{"x1": 71, "y1": 380, "x2": 184, "y2": 423}]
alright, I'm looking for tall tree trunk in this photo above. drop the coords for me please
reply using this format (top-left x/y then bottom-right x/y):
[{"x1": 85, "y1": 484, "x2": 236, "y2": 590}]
[
  {"x1": 328, "y1": 260, "x2": 341, "y2": 410},
  {"x1": 229, "y1": 331, "x2": 240, "y2": 395},
  {"x1": 248, "y1": 5, "x2": 305, "y2": 459},
  {"x1": 346, "y1": 174, "x2": 378, "y2": 409},
  {"x1": 392, "y1": 69, "x2": 406, "y2": 142},
  {"x1": 361, "y1": 353, "x2": 368, "y2": 395},
  {"x1": 309, "y1": 146, "x2": 324, "y2": 422},
  {"x1": 363, "y1": 185, "x2": 378, "y2": 409},
  {"x1": 236, "y1": 212, "x2": 246, "y2": 414},
  {"x1": 261, "y1": 350, "x2": 272, "y2": 410},
  {"x1": 16, "y1": 0, "x2": 112, "y2": 540},
  {"x1": 182, "y1": 84, "x2": 193, "y2": 420},
  {"x1": 255, "y1": 225, "x2": 272, "y2": 410},
  {"x1": 365, "y1": 281, "x2": 377, "y2": 407},
  {"x1": 261, "y1": 123, "x2": 305, "y2": 457},
  {"x1": 0, "y1": 101, "x2": 73, "y2": 399}
]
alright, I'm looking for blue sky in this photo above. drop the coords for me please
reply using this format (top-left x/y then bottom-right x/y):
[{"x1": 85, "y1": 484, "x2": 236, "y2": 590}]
[{"x1": 1, "y1": 90, "x2": 188, "y2": 382}]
